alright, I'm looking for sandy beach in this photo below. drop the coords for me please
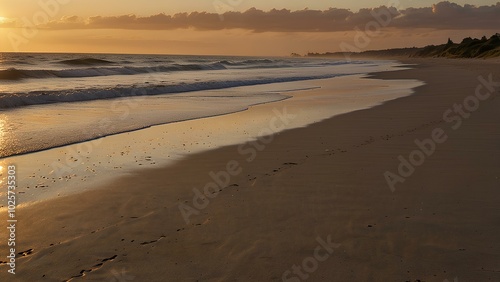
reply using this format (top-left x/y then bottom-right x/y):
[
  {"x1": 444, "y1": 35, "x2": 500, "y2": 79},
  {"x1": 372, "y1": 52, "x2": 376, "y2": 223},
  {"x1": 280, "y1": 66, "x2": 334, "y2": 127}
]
[{"x1": 1, "y1": 58, "x2": 499, "y2": 282}]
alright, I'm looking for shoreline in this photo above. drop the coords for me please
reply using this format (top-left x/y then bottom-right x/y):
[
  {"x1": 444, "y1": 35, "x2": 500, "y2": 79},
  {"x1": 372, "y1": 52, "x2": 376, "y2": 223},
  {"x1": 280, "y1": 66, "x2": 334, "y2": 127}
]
[
  {"x1": 1, "y1": 58, "x2": 499, "y2": 281},
  {"x1": 0, "y1": 60, "x2": 399, "y2": 158},
  {"x1": 0, "y1": 64, "x2": 421, "y2": 208}
]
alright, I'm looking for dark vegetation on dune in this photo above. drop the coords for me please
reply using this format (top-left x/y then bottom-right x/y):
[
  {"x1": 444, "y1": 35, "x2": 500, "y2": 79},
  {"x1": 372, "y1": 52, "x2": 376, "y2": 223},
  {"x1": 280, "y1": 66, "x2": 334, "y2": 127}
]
[
  {"x1": 302, "y1": 33, "x2": 500, "y2": 59},
  {"x1": 412, "y1": 34, "x2": 500, "y2": 58}
]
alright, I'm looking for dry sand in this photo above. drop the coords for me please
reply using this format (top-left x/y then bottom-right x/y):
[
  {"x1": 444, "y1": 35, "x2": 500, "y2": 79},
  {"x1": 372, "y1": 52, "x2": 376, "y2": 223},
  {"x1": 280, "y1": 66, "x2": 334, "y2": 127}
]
[{"x1": 1, "y1": 58, "x2": 499, "y2": 281}]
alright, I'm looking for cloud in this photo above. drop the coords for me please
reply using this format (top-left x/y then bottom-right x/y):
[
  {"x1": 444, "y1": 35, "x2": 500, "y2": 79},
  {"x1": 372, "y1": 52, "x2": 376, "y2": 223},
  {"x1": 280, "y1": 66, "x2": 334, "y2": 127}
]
[
  {"x1": 395, "y1": 1, "x2": 500, "y2": 29},
  {"x1": 0, "y1": 17, "x2": 18, "y2": 29},
  {"x1": 11, "y1": 1, "x2": 500, "y2": 32}
]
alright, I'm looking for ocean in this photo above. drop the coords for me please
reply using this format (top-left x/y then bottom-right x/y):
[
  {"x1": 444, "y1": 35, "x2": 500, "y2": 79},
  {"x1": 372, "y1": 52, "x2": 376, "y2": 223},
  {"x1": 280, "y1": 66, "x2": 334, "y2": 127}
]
[{"x1": 0, "y1": 53, "x2": 391, "y2": 158}]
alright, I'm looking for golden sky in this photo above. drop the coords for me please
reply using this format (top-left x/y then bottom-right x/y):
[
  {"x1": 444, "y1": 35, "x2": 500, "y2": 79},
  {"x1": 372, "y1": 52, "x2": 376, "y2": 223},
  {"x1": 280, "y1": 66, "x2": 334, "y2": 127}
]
[{"x1": 0, "y1": 1, "x2": 499, "y2": 55}]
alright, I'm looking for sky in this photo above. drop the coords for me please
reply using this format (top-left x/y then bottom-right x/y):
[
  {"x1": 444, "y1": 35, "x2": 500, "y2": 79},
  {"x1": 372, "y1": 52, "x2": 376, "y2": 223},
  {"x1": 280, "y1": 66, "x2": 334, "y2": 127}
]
[{"x1": 0, "y1": 0, "x2": 499, "y2": 55}]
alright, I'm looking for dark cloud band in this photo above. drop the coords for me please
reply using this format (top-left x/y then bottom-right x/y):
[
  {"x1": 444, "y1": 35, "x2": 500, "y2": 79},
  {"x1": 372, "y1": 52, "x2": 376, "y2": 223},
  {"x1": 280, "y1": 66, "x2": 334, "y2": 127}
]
[{"x1": 6, "y1": 1, "x2": 500, "y2": 32}]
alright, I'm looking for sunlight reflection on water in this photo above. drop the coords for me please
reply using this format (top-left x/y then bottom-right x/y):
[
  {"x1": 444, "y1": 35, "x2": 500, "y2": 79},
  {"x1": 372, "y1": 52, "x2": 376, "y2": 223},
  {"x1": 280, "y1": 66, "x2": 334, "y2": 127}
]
[{"x1": 0, "y1": 116, "x2": 6, "y2": 156}]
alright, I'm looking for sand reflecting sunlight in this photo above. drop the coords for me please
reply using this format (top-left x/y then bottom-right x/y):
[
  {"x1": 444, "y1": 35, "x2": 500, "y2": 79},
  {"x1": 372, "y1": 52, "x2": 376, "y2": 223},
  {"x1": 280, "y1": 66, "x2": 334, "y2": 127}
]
[{"x1": 0, "y1": 115, "x2": 6, "y2": 156}]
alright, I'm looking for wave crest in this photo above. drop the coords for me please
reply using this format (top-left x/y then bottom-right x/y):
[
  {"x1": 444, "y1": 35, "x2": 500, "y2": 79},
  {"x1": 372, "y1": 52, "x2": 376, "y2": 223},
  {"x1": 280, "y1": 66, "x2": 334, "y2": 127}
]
[
  {"x1": 58, "y1": 58, "x2": 115, "y2": 66},
  {"x1": 0, "y1": 73, "x2": 342, "y2": 109},
  {"x1": 0, "y1": 62, "x2": 228, "y2": 80}
]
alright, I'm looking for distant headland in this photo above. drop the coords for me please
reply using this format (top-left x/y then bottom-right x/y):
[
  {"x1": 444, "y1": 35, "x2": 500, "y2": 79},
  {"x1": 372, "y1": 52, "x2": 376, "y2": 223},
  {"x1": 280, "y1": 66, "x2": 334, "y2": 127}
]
[{"x1": 297, "y1": 33, "x2": 500, "y2": 59}]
